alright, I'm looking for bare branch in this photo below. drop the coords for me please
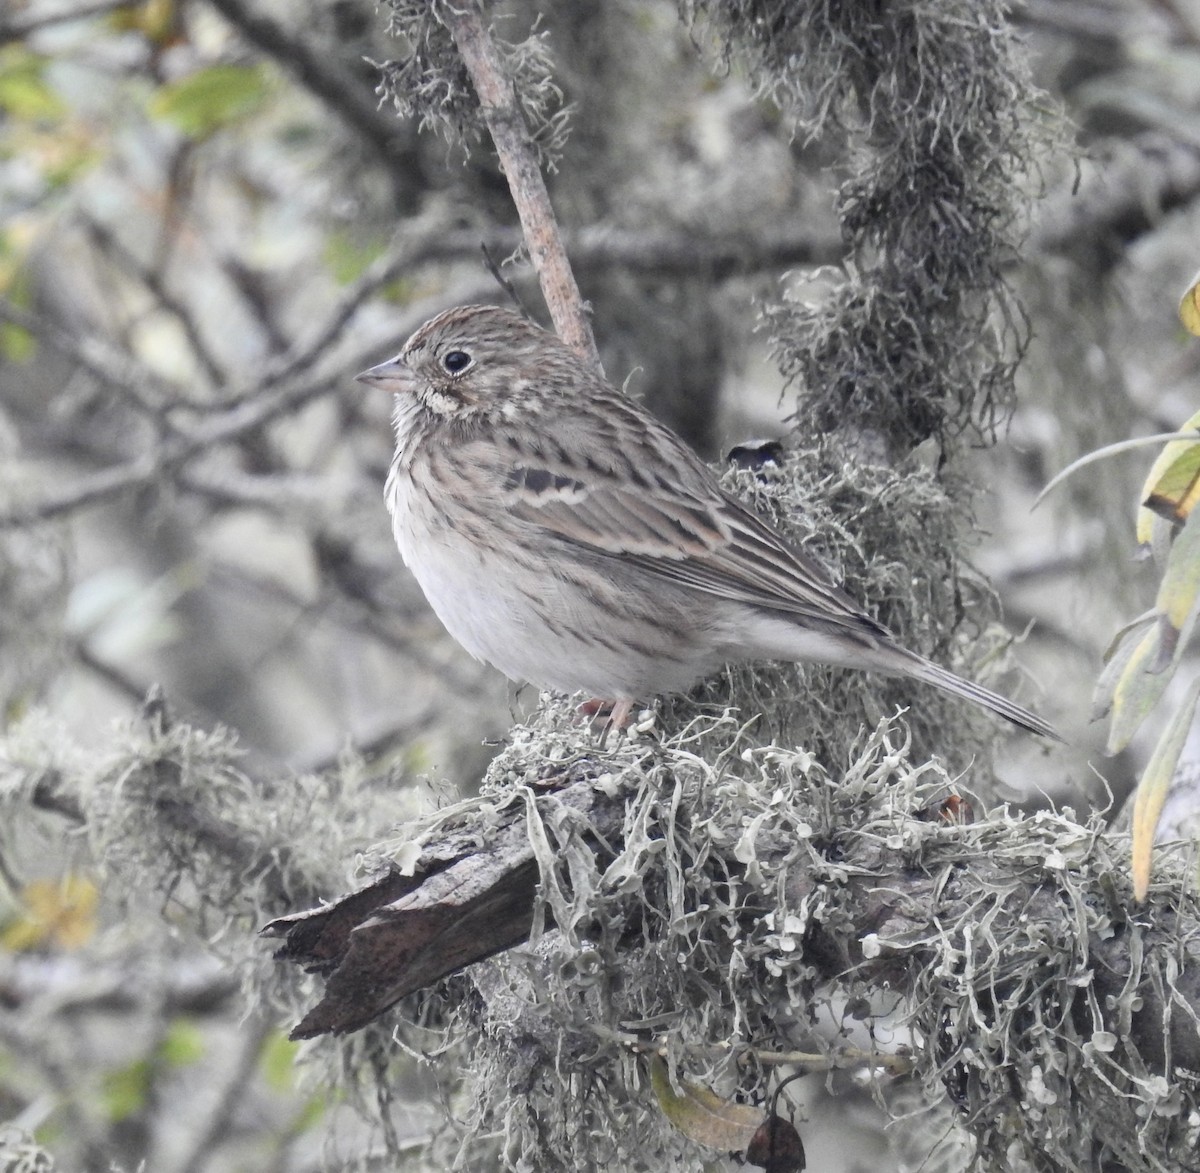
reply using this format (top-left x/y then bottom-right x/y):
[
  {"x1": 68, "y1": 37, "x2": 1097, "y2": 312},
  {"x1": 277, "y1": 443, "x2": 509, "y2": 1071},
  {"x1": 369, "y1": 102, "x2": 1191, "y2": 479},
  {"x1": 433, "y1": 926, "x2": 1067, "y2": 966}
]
[
  {"x1": 0, "y1": 952, "x2": 238, "y2": 1018},
  {"x1": 75, "y1": 641, "x2": 150, "y2": 704},
  {"x1": 1014, "y1": 0, "x2": 1144, "y2": 43},
  {"x1": 83, "y1": 216, "x2": 227, "y2": 388},
  {"x1": 0, "y1": 327, "x2": 386, "y2": 528},
  {"x1": 0, "y1": 1018, "x2": 111, "y2": 1169},
  {"x1": 0, "y1": 0, "x2": 131, "y2": 43},
  {"x1": 346, "y1": 222, "x2": 841, "y2": 304},
  {"x1": 0, "y1": 298, "x2": 190, "y2": 415},
  {"x1": 175, "y1": 1018, "x2": 275, "y2": 1173},
  {"x1": 439, "y1": 2, "x2": 600, "y2": 368}
]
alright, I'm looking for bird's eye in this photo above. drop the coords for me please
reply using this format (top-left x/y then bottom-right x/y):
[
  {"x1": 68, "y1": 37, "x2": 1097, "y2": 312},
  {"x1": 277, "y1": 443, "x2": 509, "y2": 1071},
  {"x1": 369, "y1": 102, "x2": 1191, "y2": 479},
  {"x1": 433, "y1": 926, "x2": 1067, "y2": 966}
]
[{"x1": 442, "y1": 350, "x2": 472, "y2": 374}]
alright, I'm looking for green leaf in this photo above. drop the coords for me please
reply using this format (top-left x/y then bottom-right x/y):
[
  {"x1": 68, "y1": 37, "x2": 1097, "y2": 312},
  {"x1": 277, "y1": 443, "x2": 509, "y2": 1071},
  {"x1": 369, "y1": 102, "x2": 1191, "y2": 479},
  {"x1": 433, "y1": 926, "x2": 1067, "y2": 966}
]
[
  {"x1": 291, "y1": 1093, "x2": 328, "y2": 1133},
  {"x1": 160, "y1": 1019, "x2": 205, "y2": 1066},
  {"x1": 102, "y1": 1059, "x2": 151, "y2": 1122},
  {"x1": 323, "y1": 229, "x2": 386, "y2": 286},
  {"x1": 1106, "y1": 624, "x2": 1170, "y2": 753},
  {"x1": 1131, "y1": 677, "x2": 1200, "y2": 901},
  {"x1": 260, "y1": 1030, "x2": 300, "y2": 1092},
  {"x1": 150, "y1": 64, "x2": 270, "y2": 137},
  {"x1": 1093, "y1": 612, "x2": 1155, "y2": 723},
  {"x1": 0, "y1": 322, "x2": 34, "y2": 363},
  {"x1": 0, "y1": 48, "x2": 66, "y2": 120}
]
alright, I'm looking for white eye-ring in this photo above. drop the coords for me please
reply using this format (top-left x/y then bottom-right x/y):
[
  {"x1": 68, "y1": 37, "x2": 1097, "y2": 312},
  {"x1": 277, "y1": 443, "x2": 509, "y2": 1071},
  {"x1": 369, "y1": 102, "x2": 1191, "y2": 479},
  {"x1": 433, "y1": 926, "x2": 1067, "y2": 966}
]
[{"x1": 442, "y1": 349, "x2": 473, "y2": 374}]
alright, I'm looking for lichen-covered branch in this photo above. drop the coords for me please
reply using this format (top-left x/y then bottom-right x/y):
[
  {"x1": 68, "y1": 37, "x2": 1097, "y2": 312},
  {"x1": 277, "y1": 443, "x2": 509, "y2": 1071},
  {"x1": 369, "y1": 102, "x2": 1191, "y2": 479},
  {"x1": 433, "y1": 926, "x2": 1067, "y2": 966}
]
[{"x1": 268, "y1": 709, "x2": 1200, "y2": 1171}]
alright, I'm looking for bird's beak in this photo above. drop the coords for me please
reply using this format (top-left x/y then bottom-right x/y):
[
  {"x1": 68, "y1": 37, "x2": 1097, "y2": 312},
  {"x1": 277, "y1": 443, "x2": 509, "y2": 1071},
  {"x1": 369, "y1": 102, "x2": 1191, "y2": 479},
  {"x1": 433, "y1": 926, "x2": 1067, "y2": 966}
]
[{"x1": 356, "y1": 357, "x2": 416, "y2": 393}]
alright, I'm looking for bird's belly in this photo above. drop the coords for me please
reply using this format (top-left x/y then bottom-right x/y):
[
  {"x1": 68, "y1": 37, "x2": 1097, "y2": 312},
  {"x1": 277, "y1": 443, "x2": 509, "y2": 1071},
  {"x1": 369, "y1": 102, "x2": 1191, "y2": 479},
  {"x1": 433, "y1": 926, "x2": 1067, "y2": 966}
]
[{"x1": 393, "y1": 506, "x2": 719, "y2": 698}]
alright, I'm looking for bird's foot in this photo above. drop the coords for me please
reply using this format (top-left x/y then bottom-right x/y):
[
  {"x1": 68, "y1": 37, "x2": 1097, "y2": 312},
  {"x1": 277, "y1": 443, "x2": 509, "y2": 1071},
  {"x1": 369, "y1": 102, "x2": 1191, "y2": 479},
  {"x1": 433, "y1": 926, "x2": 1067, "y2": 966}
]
[{"x1": 576, "y1": 698, "x2": 638, "y2": 745}]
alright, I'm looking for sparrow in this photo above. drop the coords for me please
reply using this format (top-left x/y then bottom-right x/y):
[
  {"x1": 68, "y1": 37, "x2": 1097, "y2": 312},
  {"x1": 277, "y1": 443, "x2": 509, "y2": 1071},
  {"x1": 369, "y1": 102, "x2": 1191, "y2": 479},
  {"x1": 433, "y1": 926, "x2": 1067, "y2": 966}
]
[{"x1": 359, "y1": 304, "x2": 1058, "y2": 740}]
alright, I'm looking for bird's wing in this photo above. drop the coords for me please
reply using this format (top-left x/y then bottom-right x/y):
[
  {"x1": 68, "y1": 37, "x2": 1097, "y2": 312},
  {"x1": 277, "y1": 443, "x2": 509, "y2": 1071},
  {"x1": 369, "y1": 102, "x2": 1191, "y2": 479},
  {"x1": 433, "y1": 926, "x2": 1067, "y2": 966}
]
[{"x1": 468, "y1": 406, "x2": 886, "y2": 638}]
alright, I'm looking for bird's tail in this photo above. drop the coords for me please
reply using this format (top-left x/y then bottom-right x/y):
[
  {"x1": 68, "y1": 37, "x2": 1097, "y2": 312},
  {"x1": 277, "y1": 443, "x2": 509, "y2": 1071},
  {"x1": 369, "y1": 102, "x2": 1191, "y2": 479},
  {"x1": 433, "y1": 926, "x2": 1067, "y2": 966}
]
[{"x1": 907, "y1": 654, "x2": 1062, "y2": 742}]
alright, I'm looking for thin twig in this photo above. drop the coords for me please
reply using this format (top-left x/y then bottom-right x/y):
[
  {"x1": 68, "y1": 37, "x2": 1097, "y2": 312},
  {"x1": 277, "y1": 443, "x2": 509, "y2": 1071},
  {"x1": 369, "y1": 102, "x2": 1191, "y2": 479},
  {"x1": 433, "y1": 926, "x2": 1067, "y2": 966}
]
[
  {"x1": 0, "y1": 952, "x2": 238, "y2": 1017},
  {"x1": 481, "y1": 243, "x2": 528, "y2": 314},
  {"x1": 219, "y1": 255, "x2": 292, "y2": 355},
  {"x1": 0, "y1": 298, "x2": 190, "y2": 415},
  {"x1": 0, "y1": 343, "x2": 363, "y2": 525},
  {"x1": 352, "y1": 222, "x2": 840, "y2": 291},
  {"x1": 174, "y1": 1017, "x2": 275, "y2": 1173},
  {"x1": 83, "y1": 216, "x2": 227, "y2": 388},
  {"x1": 439, "y1": 2, "x2": 601, "y2": 368},
  {"x1": 245, "y1": 221, "x2": 834, "y2": 405},
  {"x1": 75, "y1": 641, "x2": 149, "y2": 704},
  {"x1": 0, "y1": 0, "x2": 131, "y2": 43},
  {"x1": 0, "y1": 1018, "x2": 110, "y2": 1170},
  {"x1": 0, "y1": 277, "x2": 495, "y2": 527},
  {"x1": 0, "y1": 207, "x2": 831, "y2": 527}
]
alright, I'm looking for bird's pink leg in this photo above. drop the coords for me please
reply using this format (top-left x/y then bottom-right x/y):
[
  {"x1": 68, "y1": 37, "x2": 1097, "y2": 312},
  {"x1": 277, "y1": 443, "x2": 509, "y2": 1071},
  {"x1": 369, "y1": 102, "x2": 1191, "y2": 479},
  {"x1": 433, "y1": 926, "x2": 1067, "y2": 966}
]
[{"x1": 575, "y1": 698, "x2": 637, "y2": 740}]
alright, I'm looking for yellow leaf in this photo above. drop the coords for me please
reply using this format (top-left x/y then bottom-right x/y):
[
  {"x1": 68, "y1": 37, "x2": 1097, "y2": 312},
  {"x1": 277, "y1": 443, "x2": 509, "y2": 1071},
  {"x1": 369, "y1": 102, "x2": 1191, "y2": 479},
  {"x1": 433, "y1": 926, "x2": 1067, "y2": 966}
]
[
  {"x1": 1107, "y1": 508, "x2": 1200, "y2": 752},
  {"x1": 1093, "y1": 611, "x2": 1157, "y2": 722},
  {"x1": 1143, "y1": 453, "x2": 1200, "y2": 529},
  {"x1": 1155, "y1": 504, "x2": 1200, "y2": 643},
  {"x1": 649, "y1": 1055, "x2": 765, "y2": 1152},
  {"x1": 1136, "y1": 408, "x2": 1200, "y2": 553},
  {"x1": 1106, "y1": 623, "x2": 1170, "y2": 753},
  {"x1": 1, "y1": 874, "x2": 99, "y2": 952},
  {"x1": 1130, "y1": 677, "x2": 1200, "y2": 901},
  {"x1": 1180, "y1": 268, "x2": 1200, "y2": 336}
]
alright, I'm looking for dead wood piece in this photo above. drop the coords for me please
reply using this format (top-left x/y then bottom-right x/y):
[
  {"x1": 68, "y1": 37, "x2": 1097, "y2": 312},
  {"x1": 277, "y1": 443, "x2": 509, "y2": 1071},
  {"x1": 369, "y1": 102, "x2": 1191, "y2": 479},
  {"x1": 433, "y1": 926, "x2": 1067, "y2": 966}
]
[{"x1": 265, "y1": 771, "x2": 624, "y2": 1037}]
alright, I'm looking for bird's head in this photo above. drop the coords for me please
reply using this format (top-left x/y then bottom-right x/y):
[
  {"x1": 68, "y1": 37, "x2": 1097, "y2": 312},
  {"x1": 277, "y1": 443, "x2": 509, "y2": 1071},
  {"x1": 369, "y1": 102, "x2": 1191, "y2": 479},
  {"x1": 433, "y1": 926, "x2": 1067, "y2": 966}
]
[{"x1": 357, "y1": 304, "x2": 570, "y2": 418}]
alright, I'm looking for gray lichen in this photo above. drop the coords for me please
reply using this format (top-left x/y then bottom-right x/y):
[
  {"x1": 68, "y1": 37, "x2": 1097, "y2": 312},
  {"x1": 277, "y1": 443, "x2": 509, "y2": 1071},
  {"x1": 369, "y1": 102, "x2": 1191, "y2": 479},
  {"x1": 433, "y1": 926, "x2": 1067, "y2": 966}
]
[
  {"x1": 373, "y1": 707, "x2": 1199, "y2": 1171},
  {"x1": 376, "y1": 1, "x2": 571, "y2": 165}
]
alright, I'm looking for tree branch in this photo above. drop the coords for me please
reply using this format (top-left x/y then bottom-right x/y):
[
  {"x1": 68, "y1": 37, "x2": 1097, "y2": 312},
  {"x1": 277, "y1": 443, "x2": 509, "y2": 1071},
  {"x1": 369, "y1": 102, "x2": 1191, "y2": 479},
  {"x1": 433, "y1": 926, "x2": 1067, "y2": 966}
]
[
  {"x1": 0, "y1": 952, "x2": 238, "y2": 1018},
  {"x1": 264, "y1": 734, "x2": 1200, "y2": 1166},
  {"x1": 0, "y1": 298, "x2": 191, "y2": 415},
  {"x1": 83, "y1": 216, "x2": 227, "y2": 388},
  {"x1": 0, "y1": 303, "x2": 437, "y2": 528},
  {"x1": 0, "y1": 207, "x2": 835, "y2": 528},
  {"x1": 269, "y1": 766, "x2": 1200, "y2": 1063},
  {"x1": 0, "y1": 0, "x2": 131, "y2": 44},
  {"x1": 174, "y1": 1018, "x2": 275, "y2": 1173},
  {"x1": 439, "y1": 2, "x2": 600, "y2": 367}
]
